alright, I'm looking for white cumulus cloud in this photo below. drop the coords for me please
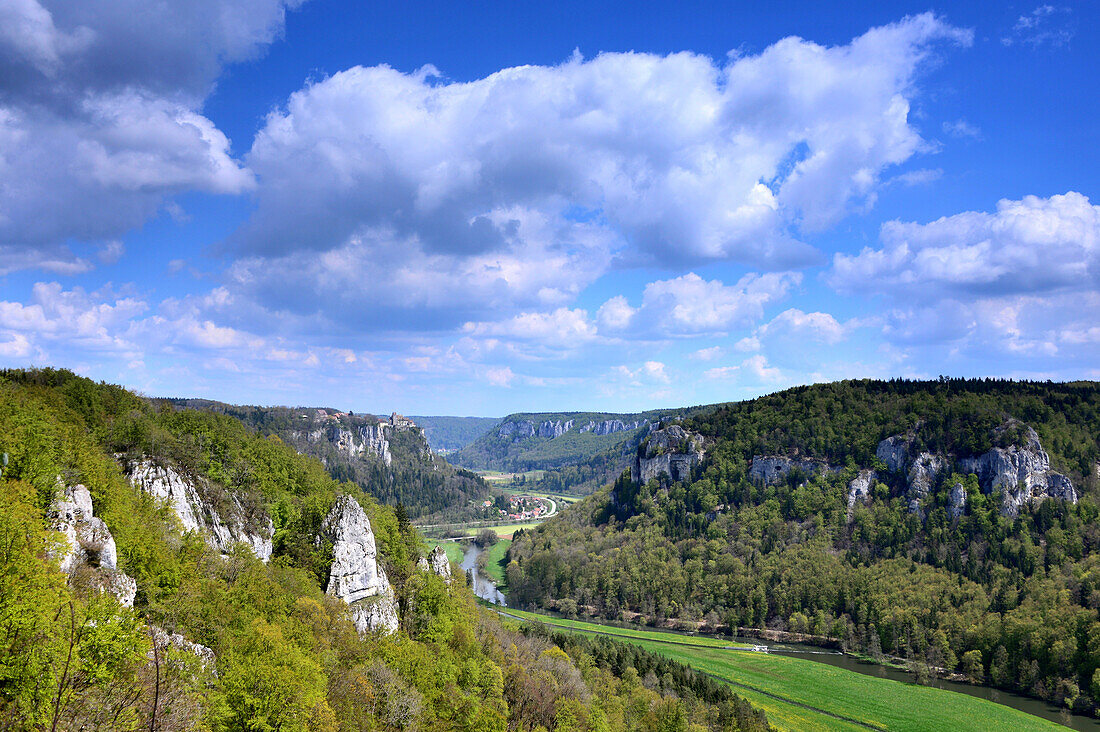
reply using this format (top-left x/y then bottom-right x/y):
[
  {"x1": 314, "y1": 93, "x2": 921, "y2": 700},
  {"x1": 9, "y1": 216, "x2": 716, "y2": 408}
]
[
  {"x1": 831, "y1": 191, "x2": 1100, "y2": 298},
  {"x1": 0, "y1": 0, "x2": 300, "y2": 273},
  {"x1": 225, "y1": 13, "x2": 967, "y2": 337}
]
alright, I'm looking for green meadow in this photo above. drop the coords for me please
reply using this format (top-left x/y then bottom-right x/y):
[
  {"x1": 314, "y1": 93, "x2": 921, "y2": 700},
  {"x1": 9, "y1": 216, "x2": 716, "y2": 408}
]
[
  {"x1": 428, "y1": 540, "x2": 465, "y2": 566},
  {"x1": 482, "y1": 538, "x2": 511, "y2": 586},
  {"x1": 501, "y1": 609, "x2": 1065, "y2": 732}
]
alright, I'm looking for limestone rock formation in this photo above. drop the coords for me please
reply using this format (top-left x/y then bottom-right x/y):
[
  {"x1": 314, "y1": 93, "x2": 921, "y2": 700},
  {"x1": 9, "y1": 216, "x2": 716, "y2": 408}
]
[
  {"x1": 499, "y1": 416, "x2": 648, "y2": 441},
  {"x1": 417, "y1": 545, "x2": 453, "y2": 583},
  {"x1": 948, "y1": 482, "x2": 968, "y2": 520},
  {"x1": 957, "y1": 424, "x2": 1077, "y2": 517},
  {"x1": 291, "y1": 422, "x2": 393, "y2": 465},
  {"x1": 633, "y1": 425, "x2": 706, "y2": 484},
  {"x1": 356, "y1": 424, "x2": 392, "y2": 465},
  {"x1": 129, "y1": 461, "x2": 273, "y2": 561},
  {"x1": 498, "y1": 420, "x2": 537, "y2": 440},
  {"x1": 321, "y1": 495, "x2": 399, "y2": 634},
  {"x1": 538, "y1": 419, "x2": 574, "y2": 438},
  {"x1": 907, "y1": 452, "x2": 947, "y2": 502},
  {"x1": 578, "y1": 419, "x2": 647, "y2": 435},
  {"x1": 876, "y1": 435, "x2": 911, "y2": 473},
  {"x1": 50, "y1": 483, "x2": 137, "y2": 607},
  {"x1": 749, "y1": 456, "x2": 838, "y2": 486},
  {"x1": 149, "y1": 626, "x2": 217, "y2": 671},
  {"x1": 846, "y1": 470, "x2": 876, "y2": 520}
]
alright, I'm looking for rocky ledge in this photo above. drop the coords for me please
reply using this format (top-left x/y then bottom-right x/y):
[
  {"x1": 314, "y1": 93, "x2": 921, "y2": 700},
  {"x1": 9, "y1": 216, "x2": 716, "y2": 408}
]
[
  {"x1": 957, "y1": 424, "x2": 1077, "y2": 517},
  {"x1": 846, "y1": 470, "x2": 876, "y2": 521},
  {"x1": 876, "y1": 422, "x2": 1077, "y2": 518}
]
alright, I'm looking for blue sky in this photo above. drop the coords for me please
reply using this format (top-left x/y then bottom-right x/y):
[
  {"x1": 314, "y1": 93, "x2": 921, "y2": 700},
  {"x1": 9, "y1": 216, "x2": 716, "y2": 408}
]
[{"x1": 1, "y1": 1, "x2": 1097, "y2": 416}]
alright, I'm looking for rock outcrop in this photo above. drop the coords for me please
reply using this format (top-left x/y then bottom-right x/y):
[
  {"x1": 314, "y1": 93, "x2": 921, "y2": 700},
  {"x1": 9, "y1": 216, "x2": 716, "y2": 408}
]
[
  {"x1": 876, "y1": 435, "x2": 911, "y2": 473},
  {"x1": 846, "y1": 470, "x2": 876, "y2": 520},
  {"x1": 948, "y1": 482, "x2": 968, "y2": 520},
  {"x1": 50, "y1": 483, "x2": 137, "y2": 607},
  {"x1": 633, "y1": 425, "x2": 705, "y2": 484},
  {"x1": 498, "y1": 420, "x2": 537, "y2": 440},
  {"x1": 356, "y1": 424, "x2": 392, "y2": 465},
  {"x1": 579, "y1": 419, "x2": 648, "y2": 435},
  {"x1": 321, "y1": 495, "x2": 399, "y2": 634},
  {"x1": 538, "y1": 419, "x2": 574, "y2": 438},
  {"x1": 877, "y1": 423, "x2": 1077, "y2": 518},
  {"x1": 149, "y1": 626, "x2": 217, "y2": 671},
  {"x1": 957, "y1": 424, "x2": 1077, "y2": 517},
  {"x1": 749, "y1": 456, "x2": 838, "y2": 486},
  {"x1": 129, "y1": 461, "x2": 273, "y2": 561},
  {"x1": 417, "y1": 545, "x2": 453, "y2": 583},
  {"x1": 907, "y1": 452, "x2": 947, "y2": 499},
  {"x1": 293, "y1": 422, "x2": 394, "y2": 466},
  {"x1": 499, "y1": 417, "x2": 649, "y2": 441}
]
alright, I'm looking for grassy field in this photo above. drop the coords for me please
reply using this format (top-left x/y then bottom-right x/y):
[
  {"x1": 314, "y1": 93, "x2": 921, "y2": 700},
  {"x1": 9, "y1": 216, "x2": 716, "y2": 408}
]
[
  {"x1": 482, "y1": 539, "x2": 511, "y2": 586},
  {"x1": 477, "y1": 469, "x2": 546, "y2": 483},
  {"x1": 427, "y1": 540, "x2": 464, "y2": 566},
  {"x1": 500, "y1": 609, "x2": 1065, "y2": 732},
  {"x1": 421, "y1": 521, "x2": 542, "y2": 540},
  {"x1": 519, "y1": 489, "x2": 582, "y2": 504},
  {"x1": 500, "y1": 608, "x2": 747, "y2": 650}
]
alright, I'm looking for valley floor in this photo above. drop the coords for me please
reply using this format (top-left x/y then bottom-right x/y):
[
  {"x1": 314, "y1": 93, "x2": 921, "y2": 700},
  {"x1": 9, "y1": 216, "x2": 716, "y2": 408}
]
[{"x1": 499, "y1": 608, "x2": 1082, "y2": 732}]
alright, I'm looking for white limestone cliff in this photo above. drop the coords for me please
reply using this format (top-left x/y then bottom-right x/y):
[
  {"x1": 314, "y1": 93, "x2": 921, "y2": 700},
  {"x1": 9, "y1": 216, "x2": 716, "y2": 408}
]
[
  {"x1": 875, "y1": 435, "x2": 910, "y2": 473},
  {"x1": 50, "y1": 483, "x2": 137, "y2": 607},
  {"x1": 876, "y1": 423, "x2": 1077, "y2": 518},
  {"x1": 129, "y1": 461, "x2": 273, "y2": 561},
  {"x1": 749, "y1": 455, "x2": 839, "y2": 486},
  {"x1": 579, "y1": 418, "x2": 647, "y2": 435},
  {"x1": 321, "y1": 495, "x2": 400, "y2": 634},
  {"x1": 907, "y1": 452, "x2": 947, "y2": 513},
  {"x1": 948, "y1": 482, "x2": 968, "y2": 520},
  {"x1": 499, "y1": 417, "x2": 648, "y2": 442},
  {"x1": 633, "y1": 425, "x2": 705, "y2": 484},
  {"x1": 846, "y1": 470, "x2": 876, "y2": 521},
  {"x1": 289, "y1": 421, "x2": 395, "y2": 466},
  {"x1": 417, "y1": 545, "x2": 453, "y2": 583},
  {"x1": 957, "y1": 424, "x2": 1077, "y2": 517}
]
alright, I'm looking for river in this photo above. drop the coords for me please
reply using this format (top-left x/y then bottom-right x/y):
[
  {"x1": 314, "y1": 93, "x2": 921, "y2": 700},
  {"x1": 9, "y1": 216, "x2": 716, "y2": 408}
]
[
  {"x1": 460, "y1": 541, "x2": 506, "y2": 605},
  {"x1": 460, "y1": 542, "x2": 1099, "y2": 729}
]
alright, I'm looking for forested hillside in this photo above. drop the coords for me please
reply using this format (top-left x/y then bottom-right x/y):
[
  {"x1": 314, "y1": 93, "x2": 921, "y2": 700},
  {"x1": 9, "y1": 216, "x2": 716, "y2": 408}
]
[
  {"x1": 169, "y1": 398, "x2": 490, "y2": 521},
  {"x1": 506, "y1": 379, "x2": 1100, "y2": 714},
  {"x1": 0, "y1": 369, "x2": 770, "y2": 732}
]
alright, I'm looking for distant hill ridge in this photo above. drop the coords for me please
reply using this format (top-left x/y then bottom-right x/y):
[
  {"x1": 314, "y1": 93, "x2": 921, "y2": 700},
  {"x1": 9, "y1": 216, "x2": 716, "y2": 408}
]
[
  {"x1": 167, "y1": 398, "x2": 489, "y2": 521},
  {"x1": 451, "y1": 408, "x2": 712, "y2": 493}
]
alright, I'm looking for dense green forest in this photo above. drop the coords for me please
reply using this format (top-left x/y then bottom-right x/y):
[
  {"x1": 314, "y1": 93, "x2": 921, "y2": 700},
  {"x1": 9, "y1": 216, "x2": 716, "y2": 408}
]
[
  {"x1": 0, "y1": 369, "x2": 768, "y2": 732},
  {"x1": 169, "y1": 398, "x2": 490, "y2": 522},
  {"x1": 506, "y1": 379, "x2": 1100, "y2": 714}
]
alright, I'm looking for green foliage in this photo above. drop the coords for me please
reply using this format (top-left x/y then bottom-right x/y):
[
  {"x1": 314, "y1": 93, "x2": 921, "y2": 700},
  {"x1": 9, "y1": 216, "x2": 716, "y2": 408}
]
[
  {"x1": 508, "y1": 379, "x2": 1100, "y2": 713},
  {"x1": 0, "y1": 369, "x2": 764, "y2": 731}
]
